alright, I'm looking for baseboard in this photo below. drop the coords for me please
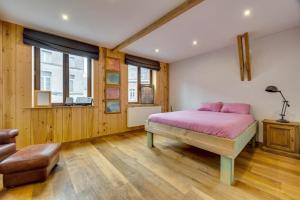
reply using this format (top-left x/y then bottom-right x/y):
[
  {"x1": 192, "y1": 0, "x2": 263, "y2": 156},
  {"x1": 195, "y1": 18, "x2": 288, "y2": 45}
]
[{"x1": 61, "y1": 126, "x2": 145, "y2": 146}]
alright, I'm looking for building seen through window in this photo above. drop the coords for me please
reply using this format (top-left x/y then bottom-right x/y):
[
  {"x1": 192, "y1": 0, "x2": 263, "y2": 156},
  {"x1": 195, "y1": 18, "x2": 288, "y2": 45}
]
[
  {"x1": 69, "y1": 54, "x2": 88, "y2": 100},
  {"x1": 41, "y1": 71, "x2": 52, "y2": 91},
  {"x1": 38, "y1": 48, "x2": 91, "y2": 104},
  {"x1": 40, "y1": 49, "x2": 63, "y2": 103},
  {"x1": 128, "y1": 65, "x2": 138, "y2": 102},
  {"x1": 128, "y1": 65, "x2": 153, "y2": 103}
]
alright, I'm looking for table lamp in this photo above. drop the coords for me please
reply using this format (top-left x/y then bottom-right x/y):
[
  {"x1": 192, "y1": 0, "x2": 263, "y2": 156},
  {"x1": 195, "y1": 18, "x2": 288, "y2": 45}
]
[{"x1": 265, "y1": 85, "x2": 290, "y2": 123}]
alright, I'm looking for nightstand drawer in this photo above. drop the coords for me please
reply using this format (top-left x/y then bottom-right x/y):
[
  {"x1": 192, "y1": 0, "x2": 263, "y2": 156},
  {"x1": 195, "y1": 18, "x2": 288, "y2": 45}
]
[{"x1": 265, "y1": 124, "x2": 296, "y2": 152}]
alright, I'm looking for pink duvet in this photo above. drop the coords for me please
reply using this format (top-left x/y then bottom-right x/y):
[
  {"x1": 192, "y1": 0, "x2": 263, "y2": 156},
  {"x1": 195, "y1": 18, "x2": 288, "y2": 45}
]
[{"x1": 148, "y1": 110, "x2": 255, "y2": 139}]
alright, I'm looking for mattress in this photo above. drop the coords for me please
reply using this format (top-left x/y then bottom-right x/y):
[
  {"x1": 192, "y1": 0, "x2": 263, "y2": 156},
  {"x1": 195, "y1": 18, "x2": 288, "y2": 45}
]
[{"x1": 148, "y1": 110, "x2": 255, "y2": 139}]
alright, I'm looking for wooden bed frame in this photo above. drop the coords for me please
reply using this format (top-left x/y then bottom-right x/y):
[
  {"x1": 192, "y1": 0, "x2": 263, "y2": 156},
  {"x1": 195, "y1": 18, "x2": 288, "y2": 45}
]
[{"x1": 145, "y1": 120, "x2": 258, "y2": 185}]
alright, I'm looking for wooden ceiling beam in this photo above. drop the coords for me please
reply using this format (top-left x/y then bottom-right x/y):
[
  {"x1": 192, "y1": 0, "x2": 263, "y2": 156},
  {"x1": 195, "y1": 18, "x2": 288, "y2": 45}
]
[{"x1": 112, "y1": 0, "x2": 205, "y2": 52}]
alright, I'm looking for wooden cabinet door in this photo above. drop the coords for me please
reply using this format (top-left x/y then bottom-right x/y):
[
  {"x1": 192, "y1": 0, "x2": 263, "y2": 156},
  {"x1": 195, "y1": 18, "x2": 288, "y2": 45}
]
[{"x1": 266, "y1": 124, "x2": 296, "y2": 152}]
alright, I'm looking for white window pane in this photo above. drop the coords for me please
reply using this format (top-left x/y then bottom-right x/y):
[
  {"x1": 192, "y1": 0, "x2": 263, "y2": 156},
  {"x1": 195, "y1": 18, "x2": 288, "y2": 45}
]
[
  {"x1": 69, "y1": 74, "x2": 75, "y2": 93},
  {"x1": 128, "y1": 65, "x2": 138, "y2": 102},
  {"x1": 69, "y1": 54, "x2": 88, "y2": 100},
  {"x1": 141, "y1": 67, "x2": 150, "y2": 85},
  {"x1": 41, "y1": 71, "x2": 52, "y2": 91},
  {"x1": 41, "y1": 49, "x2": 53, "y2": 63},
  {"x1": 40, "y1": 48, "x2": 63, "y2": 103}
]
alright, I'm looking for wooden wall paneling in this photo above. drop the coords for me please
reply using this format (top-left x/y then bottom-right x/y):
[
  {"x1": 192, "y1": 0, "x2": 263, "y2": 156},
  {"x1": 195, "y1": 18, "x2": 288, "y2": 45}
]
[
  {"x1": 62, "y1": 108, "x2": 72, "y2": 142},
  {"x1": 92, "y1": 56, "x2": 100, "y2": 134},
  {"x1": 15, "y1": 25, "x2": 32, "y2": 148},
  {"x1": 121, "y1": 63, "x2": 129, "y2": 131},
  {"x1": 30, "y1": 109, "x2": 38, "y2": 144},
  {"x1": 92, "y1": 60, "x2": 98, "y2": 107},
  {"x1": 90, "y1": 55, "x2": 100, "y2": 138},
  {"x1": 86, "y1": 107, "x2": 95, "y2": 138},
  {"x1": 0, "y1": 21, "x2": 170, "y2": 147},
  {"x1": 161, "y1": 63, "x2": 167, "y2": 112},
  {"x1": 118, "y1": 51, "x2": 127, "y2": 133},
  {"x1": 46, "y1": 108, "x2": 55, "y2": 142},
  {"x1": 105, "y1": 49, "x2": 145, "y2": 134},
  {"x1": 0, "y1": 22, "x2": 3, "y2": 128},
  {"x1": 94, "y1": 107, "x2": 101, "y2": 137},
  {"x1": 99, "y1": 48, "x2": 107, "y2": 135},
  {"x1": 160, "y1": 65, "x2": 166, "y2": 111},
  {"x1": 102, "y1": 48, "x2": 144, "y2": 135},
  {"x1": 154, "y1": 67, "x2": 161, "y2": 109},
  {"x1": 2, "y1": 22, "x2": 17, "y2": 128},
  {"x1": 53, "y1": 108, "x2": 63, "y2": 143},
  {"x1": 81, "y1": 108, "x2": 88, "y2": 139},
  {"x1": 162, "y1": 63, "x2": 169, "y2": 112},
  {"x1": 103, "y1": 48, "x2": 124, "y2": 135},
  {"x1": 71, "y1": 108, "x2": 82, "y2": 141},
  {"x1": 31, "y1": 109, "x2": 51, "y2": 144},
  {"x1": 37, "y1": 109, "x2": 51, "y2": 143},
  {"x1": 73, "y1": 108, "x2": 82, "y2": 140},
  {"x1": 154, "y1": 63, "x2": 169, "y2": 112},
  {"x1": 105, "y1": 114, "x2": 117, "y2": 134}
]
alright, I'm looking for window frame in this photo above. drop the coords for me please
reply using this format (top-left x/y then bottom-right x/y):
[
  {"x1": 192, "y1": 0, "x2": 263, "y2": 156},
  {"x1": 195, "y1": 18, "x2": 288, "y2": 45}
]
[
  {"x1": 34, "y1": 47, "x2": 92, "y2": 105},
  {"x1": 128, "y1": 65, "x2": 153, "y2": 104}
]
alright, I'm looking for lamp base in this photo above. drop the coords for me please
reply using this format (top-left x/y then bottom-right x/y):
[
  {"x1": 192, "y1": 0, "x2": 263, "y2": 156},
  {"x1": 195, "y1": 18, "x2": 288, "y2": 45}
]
[{"x1": 277, "y1": 119, "x2": 290, "y2": 123}]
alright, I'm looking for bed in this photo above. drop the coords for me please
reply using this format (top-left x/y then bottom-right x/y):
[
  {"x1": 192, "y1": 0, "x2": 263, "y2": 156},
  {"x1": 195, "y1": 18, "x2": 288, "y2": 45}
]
[{"x1": 145, "y1": 110, "x2": 258, "y2": 185}]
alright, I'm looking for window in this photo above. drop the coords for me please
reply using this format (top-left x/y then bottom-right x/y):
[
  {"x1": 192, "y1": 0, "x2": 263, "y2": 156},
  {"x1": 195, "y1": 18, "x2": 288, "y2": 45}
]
[
  {"x1": 39, "y1": 49, "x2": 63, "y2": 103},
  {"x1": 129, "y1": 88, "x2": 135, "y2": 100},
  {"x1": 128, "y1": 65, "x2": 153, "y2": 103},
  {"x1": 41, "y1": 49, "x2": 53, "y2": 64},
  {"x1": 140, "y1": 68, "x2": 151, "y2": 85},
  {"x1": 128, "y1": 65, "x2": 138, "y2": 102},
  {"x1": 69, "y1": 55, "x2": 89, "y2": 100},
  {"x1": 41, "y1": 71, "x2": 52, "y2": 91},
  {"x1": 34, "y1": 47, "x2": 92, "y2": 105},
  {"x1": 69, "y1": 74, "x2": 75, "y2": 93}
]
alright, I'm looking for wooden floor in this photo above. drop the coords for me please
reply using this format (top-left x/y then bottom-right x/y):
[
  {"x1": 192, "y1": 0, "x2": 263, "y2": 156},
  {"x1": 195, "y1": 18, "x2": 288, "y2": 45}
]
[{"x1": 1, "y1": 131, "x2": 300, "y2": 200}]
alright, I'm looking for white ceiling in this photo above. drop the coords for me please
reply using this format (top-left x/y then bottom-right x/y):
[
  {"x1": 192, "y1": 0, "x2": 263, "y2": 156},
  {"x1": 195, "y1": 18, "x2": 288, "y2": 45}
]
[
  {"x1": 124, "y1": 0, "x2": 300, "y2": 63},
  {"x1": 0, "y1": 0, "x2": 184, "y2": 47},
  {"x1": 0, "y1": 0, "x2": 300, "y2": 63}
]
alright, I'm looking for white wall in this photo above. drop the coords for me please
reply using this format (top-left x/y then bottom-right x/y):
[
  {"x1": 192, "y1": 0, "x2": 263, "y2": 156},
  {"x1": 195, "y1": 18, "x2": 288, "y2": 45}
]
[{"x1": 170, "y1": 27, "x2": 300, "y2": 141}]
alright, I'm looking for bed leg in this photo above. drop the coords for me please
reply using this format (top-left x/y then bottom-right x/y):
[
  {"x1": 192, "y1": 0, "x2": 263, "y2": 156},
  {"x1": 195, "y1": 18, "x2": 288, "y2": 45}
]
[
  {"x1": 147, "y1": 132, "x2": 154, "y2": 148},
  {"x1": 251, "y1": 135, "x2": 256, "y2": 149},
  {"x1": 220, "y1": 156, "x2": 235, "y2": 185}
]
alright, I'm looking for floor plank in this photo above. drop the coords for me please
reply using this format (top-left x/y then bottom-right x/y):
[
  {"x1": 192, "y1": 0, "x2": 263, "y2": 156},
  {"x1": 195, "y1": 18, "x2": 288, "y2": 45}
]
[{"x1": 1, "y1": 131, "x2": 300, "y2": 200}]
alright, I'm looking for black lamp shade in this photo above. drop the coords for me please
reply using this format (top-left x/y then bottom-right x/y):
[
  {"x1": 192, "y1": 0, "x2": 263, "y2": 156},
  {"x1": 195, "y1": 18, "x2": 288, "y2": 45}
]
[{"x1": 265, "y1": 85, "x2": 279, "y2": 93}]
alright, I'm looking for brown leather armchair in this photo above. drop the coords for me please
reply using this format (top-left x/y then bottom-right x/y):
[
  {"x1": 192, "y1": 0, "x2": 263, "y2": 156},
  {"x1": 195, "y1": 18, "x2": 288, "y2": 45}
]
[{"x1": 0, "y1": 129, "x2": 18, "y2": 162}]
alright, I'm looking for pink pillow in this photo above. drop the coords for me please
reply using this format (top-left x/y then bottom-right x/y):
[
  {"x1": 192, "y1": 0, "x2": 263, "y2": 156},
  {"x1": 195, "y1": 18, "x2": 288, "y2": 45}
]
[
  {"x1": 198, "y1": 102, "x2": 223, "y2": 112},
  {"x1": 221, "y1": 103, "x2": 250, "y2": 114}
]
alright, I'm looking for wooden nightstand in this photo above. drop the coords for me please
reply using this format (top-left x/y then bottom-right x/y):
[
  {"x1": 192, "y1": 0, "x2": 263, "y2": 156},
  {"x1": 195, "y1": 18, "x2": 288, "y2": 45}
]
[{"x1": 262, "y1": 119, "x2": 300, "y2": 159}]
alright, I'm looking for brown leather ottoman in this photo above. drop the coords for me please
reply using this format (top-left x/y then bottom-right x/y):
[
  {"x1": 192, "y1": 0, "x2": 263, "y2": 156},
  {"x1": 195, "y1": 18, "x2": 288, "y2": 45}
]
[{"x1": 0, "y1": 143, "x2": 61, "y2": 187}]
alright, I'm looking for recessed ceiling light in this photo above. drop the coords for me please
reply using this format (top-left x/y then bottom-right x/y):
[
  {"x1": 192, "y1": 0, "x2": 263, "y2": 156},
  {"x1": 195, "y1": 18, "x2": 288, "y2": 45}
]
[
  {"x1": 62, "y1": 14, "x2": 69, "y2": 21},
  {"x1": 155, "y1": 48, "x2": 159, "y2": 53},
  {"x1": 193, "y1": 40, "x2": 198, "y2": 45},
  {"x1": 244, "y1": 9, "x2": 251, "y2": 17}
]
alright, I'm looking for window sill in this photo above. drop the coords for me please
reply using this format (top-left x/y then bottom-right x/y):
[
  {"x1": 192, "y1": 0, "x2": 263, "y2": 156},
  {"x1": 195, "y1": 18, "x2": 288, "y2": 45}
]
[
  {"x1": 128, "y1": 104, "x2": 160, "y2": 108},
  {"x1": 25, "y1": 105, "x2": 97, "y2": 109}
]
